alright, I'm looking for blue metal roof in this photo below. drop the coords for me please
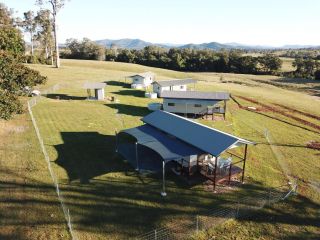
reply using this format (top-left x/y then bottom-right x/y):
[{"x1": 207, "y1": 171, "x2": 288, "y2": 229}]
[
  {"x1": 142, "y1": 111, "x2": 254, "y2": 157},
  {"x1": 121, "y1": 124, "x2": 204, "y2": 162}
]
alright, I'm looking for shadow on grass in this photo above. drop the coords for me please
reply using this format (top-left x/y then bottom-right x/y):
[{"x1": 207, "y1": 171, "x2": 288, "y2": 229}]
[
  {"x1": 54, "y1": 132, "x2": 131, "y2": 183},
  {"x1": 105, "y1": 103, "x2": 151, "y2": 117},
  {"x1": 111, "y1": 89, "x2": 145, "y2": 98},
  {"x1": 105, "y1": 80, "x2": 130, "y2": 88},
  {"x1": 2, "y1": 160, "x2": 320, "y2": 239},
  {"x1": 256, "y1": 142, "x2": 309, "y2": 149},
  {"x1": 250, "y1": 77, "x2": 320, "y2": 97},
  {"x1": 236, "y1": 194, "x2": 320, "y2": 230},
  {"x1": 45, "y1": 93, "x2": 87, "y2": 100}
]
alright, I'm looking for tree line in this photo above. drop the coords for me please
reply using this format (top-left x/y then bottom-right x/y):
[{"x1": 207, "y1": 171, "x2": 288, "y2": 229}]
[
  {"x1": 62, "y1": 41, "x2": 283, "y2": 75},
  {"x1": 63, "y1": 39, "x2": 320, "y2": 80},
  {"x1": 290, "y1": 58, "x2": 320, "y2": 80}
]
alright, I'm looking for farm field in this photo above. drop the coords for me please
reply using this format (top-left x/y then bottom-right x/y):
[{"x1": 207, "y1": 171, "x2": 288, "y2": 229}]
[
  {"x1": 1, "y1": 59, "x2": 320, "y2": 239},
  {"x1": 280, "y1": 57, "x2": 296, "y2": 72}
]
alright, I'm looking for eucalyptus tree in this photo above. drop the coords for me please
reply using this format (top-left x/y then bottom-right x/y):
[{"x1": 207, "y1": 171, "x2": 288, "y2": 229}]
[
  {"x1": 22, "y1": 11, "x2": 36, "y2": 56},
  {"x1": 35, "y1": 9, "x2": 54, "y2": 64},
  {"x1": 36, "y1": 0, "x2": 69, "y2": 68}
]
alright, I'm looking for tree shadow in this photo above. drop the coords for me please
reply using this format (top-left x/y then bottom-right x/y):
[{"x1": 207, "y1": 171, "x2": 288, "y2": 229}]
[
  {"x1": 105, "y1": 80, "x2": 130, "y2": 88},
  {"x1": 237, "y1": 193, "x2": 320, "y2": 229},
  {"x1": 45, "y1": 93, "x2": 87, "y2": 100},
  {"x1": 111, "y1": 89, "x2": 145, "y2": 98},
  {"x1": 105, "y1": 103, "x2": 151, "y2": 117},
  {"x1": 250, "y1": 77, "x2": 320, "y2": 96},
  {"x1": 54, "y1": 132, "x2": 131, "y2": 183},
  {"x1": 303, "y1": 85, "x2": 320, "y2": 97},
  {"x1": 274, "y1": 77, "x2": 319, "y2": 85}
]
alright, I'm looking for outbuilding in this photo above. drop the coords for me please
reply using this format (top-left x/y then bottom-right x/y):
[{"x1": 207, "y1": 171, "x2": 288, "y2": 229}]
[
  {"x1": 127, "y1": 72, "x2": 155, "y2": 89},
  {"x1": 116, "y1": 110, "x2": 254, "y2": 196},
  {"x1": 83, "y1": 82, "x2": 106, "y2": 100},
  {"x1": 160, "y1": 91, "x2": 230, "y2": 119},
  {"x1": 152, "y1": 79, "x2": 196, "y2": 96}
]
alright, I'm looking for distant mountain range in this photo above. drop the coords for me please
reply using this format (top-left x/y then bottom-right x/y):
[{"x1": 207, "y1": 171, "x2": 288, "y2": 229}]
[{"x1": 95, "y1": 38, "x2": 319, "y2": 50}]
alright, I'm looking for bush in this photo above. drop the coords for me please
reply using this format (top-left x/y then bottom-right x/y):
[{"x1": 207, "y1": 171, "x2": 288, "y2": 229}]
[
  {"x1": 0, "y1": 51, "x2": 47, "y2": 119},
  {"x1": 0, "y1": 89, "x2": 22, "y2": 120}
]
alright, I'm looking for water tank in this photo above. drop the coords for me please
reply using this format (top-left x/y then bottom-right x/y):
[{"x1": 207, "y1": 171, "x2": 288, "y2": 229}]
[{"x1": 148, "y1": 102, "x2": 163, "y2": 111}]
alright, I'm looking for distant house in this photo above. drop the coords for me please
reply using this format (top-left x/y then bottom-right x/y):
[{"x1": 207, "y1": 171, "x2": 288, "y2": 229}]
[
  {"x1": 161, "y1": 91, "x2": 230, "y2": 118},
  {"x1": 152, "y1": 79, "x2": 196, "y2": 96},
  {"x1": 128, "y1": 72, "x2": 155, "y2": 89}
]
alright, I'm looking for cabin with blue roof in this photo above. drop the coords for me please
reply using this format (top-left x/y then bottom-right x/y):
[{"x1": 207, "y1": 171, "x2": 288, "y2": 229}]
[{"x1": 116, "y1": 110, "x2": 255, "y2": 196}]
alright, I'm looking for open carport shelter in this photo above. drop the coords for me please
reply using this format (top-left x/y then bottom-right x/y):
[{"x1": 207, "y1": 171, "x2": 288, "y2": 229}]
[{"x1": 116, "y1": 110, "x2": 254, "y2": 196}]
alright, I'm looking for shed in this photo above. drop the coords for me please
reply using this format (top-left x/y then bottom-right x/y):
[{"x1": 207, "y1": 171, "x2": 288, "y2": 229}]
[
  {"x1": 127, "y1": 72, "x2": 155, "y2": 89},
  {"x1": 83, "y1": 82, "x2": 106, "y2": 100},
  {"x1": 117, "y1": 110, "x2": 255, "y2": 196},
  {"x1": 160, "y1": 91, "x2": 230, "y2": 118},
  {"x1": 152, "y1": 79, "x2": 196, "y2": 96}
]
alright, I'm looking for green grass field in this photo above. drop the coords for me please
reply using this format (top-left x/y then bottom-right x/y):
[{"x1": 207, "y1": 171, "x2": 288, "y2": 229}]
[{"x1": 1, "y1": 59, "x2": 319, "y2": 239}]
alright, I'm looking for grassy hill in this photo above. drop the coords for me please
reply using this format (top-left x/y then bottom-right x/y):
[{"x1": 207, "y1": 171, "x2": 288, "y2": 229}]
[{"x1": 1, "y1": 59, "x2": 319, "y2": 239}]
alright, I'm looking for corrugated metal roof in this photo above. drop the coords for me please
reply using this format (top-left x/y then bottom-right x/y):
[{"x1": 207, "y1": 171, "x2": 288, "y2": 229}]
[
  {"x1": 83, "y1": 82, "x2": 106, "y2": 89},
  {"x1": 160, "y1": 91, "x2": 230, "y2": 100},
  {"x1": 121, "y1": 124, "x2": 204, "y2": 162},
  {"x1": 128, "y1": 71, "x2": 154, "y2": 78},
  {"x1": 154, "y1": 79, "x2": 197, "y2": 87},
  {"x1": 142, "y1": 111, "x2": 254, "y2": 157}
]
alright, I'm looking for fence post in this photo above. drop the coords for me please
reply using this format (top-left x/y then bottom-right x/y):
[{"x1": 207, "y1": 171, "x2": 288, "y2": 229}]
[
  {"x1": 236, "y1": 201, "x2": 240, "y2": 218},
  {"x1": 196, "y1": 215, "x2": 199, "y2": 233}
]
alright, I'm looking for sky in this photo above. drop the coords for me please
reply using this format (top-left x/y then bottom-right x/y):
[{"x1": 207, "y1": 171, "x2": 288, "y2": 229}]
[{"x1": 2, "y1": 0, "x2": 320, "y2": 46}]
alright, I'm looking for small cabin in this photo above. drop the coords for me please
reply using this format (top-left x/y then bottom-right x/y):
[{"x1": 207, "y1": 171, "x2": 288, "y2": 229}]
[
  {"x1": 128, "y1": 72, "x2": 155, "y2": 89},
  {"x1": 83, "y1": 82, "x2": 106, "y2": 100},
  {"x1": 152, "y1": 79, "x2": 196, "y2": 96},
  {"x1": 161, "y1": 91, "x2": 230, "y2": 118}
]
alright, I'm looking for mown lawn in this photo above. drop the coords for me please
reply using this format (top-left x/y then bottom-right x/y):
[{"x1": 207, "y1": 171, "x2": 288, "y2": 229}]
[{"x1": 1, "y1": 59, "x2": 319, "y2": 239}]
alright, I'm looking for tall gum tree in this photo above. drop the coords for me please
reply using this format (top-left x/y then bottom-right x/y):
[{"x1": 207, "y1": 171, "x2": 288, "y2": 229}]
[{"x1": 36, "y1": 0, "x2": 69, "y2": 68}]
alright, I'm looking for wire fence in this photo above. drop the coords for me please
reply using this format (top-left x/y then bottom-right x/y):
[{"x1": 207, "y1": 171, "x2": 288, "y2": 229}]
[
  {"x1": 28, "y1": 84, "x2": 60, "y2": 107},
  {"x1": 26, "y1": 84, "x2": 298, "y2": 240},
  {"x1": 27, "y1": 84, "x2": 77, "y2": 240},
  {"x1": 138, "y1": 184, "x2": 297, "y2": 240}
]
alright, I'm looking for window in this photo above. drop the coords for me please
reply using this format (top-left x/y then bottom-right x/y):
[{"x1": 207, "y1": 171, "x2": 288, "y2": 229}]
[
  {"x1": 168, "y1": 103, "x2": 175, "y2": 106},
  {"x1": 194, "y1": 104, "x2": 202, "y2": 107}
]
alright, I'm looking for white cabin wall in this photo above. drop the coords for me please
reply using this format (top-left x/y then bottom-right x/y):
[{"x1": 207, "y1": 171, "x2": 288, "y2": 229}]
[
  {"x1": 153, "y1": 84, "x2": 187, "y2": 95},
  {"x1": 163, "y1": 98, "x2": 219, "y2": 114},
  {"x1": 172, "y1": 85, "x2": 187, "y2": 91},
  {"x1": 131, "y1": 76, "x2": 144, "y2": 85},
  {"x1": 144, "y1": 75, "x2": 154, "y2": 86}
]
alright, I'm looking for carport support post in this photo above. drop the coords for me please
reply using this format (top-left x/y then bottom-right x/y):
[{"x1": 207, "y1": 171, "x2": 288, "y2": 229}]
[
  {"x1": 135, "y1": 142, "x2": 139, "y2": 171},
  {"x1": 161, "y1": 161, "x2": 167, "y2": 197},
  {"x1": 213, "y1": 155, "x2": 219, "y2": 192},
  {"x1": 241, "y1": 144, "x2": 248, "y2": 183}
]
